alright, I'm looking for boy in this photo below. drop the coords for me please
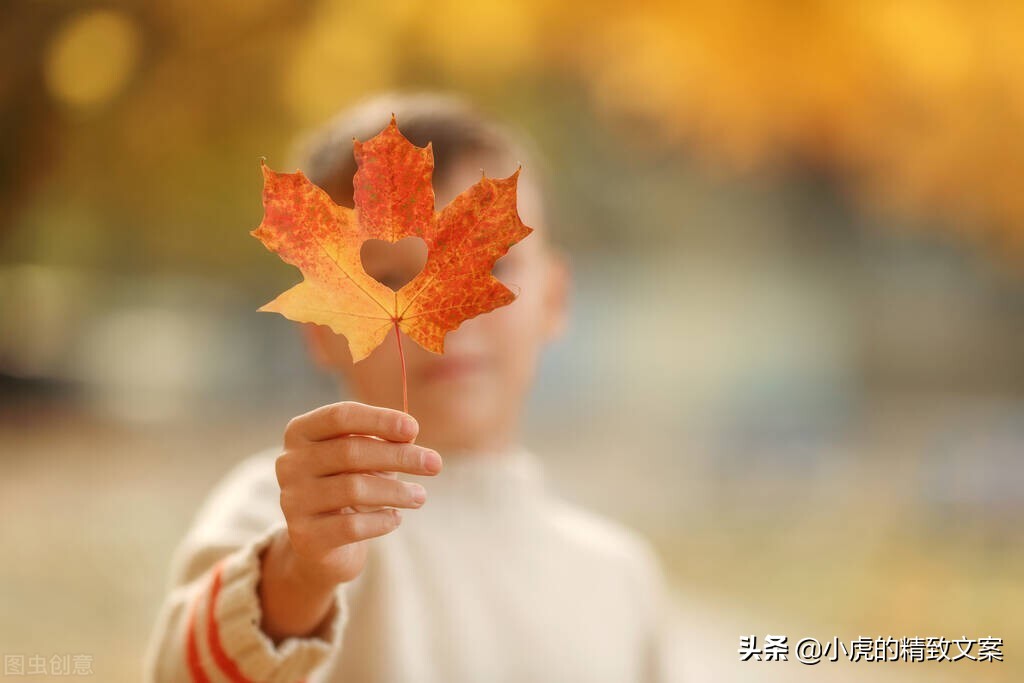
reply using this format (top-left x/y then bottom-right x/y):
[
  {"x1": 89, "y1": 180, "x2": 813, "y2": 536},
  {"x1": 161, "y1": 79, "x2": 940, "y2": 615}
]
[{"x1": 145, "y1": 91, "x2": 678, "y2": 682}]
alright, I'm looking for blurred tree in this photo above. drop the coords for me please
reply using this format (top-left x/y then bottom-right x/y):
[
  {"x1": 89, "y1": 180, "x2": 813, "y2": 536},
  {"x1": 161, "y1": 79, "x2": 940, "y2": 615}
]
[
  {"x1": 0, "y1": 2, "x2": 63, "y2": 236},
  {"x1": 3, "y1": 0, "x2": 1023, "y2": 271}
]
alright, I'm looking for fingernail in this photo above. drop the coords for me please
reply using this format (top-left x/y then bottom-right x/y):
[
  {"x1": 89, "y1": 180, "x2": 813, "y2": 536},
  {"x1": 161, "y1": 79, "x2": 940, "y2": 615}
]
[
  {"x1": 407, "y1": 483, "x2": 426, "y2": 505},
  {"x1": 422, "y1": 449, "x2": 442, "y2": 474}
]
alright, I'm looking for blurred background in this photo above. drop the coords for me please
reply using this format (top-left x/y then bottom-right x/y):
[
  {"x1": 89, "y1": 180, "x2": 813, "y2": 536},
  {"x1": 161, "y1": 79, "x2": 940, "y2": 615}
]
[{"x1": 2, "y1": 1, "x2": 1022, "y2": 681}]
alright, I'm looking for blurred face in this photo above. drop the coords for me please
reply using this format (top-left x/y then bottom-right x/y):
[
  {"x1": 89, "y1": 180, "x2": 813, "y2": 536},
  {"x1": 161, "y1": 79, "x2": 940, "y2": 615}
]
[{"x1": 305, "y1": 151, "x2": 568, "y2": 455}]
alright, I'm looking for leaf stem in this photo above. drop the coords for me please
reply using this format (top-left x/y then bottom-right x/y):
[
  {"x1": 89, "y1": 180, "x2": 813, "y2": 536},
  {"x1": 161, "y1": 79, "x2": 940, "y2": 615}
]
[{"x1": 393, "y1": 320, "x2": 408, "y2": 414}]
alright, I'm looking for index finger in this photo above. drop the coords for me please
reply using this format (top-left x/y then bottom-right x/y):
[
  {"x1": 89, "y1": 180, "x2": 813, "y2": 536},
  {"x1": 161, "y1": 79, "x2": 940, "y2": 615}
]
[{"x1": 286, "y1": 401, "x2": 418, "y2": 444}]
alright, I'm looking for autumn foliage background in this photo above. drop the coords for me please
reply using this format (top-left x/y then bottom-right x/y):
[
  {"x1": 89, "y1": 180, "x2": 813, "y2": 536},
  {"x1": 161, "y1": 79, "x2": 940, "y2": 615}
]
[{"x1": 2, "y1": 2, "x2": 1023, "y2": 682}]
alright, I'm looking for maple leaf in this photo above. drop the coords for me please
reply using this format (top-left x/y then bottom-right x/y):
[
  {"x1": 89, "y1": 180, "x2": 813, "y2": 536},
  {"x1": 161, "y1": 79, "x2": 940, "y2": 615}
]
[{"x1": 251, "y1": 115, "x2": 533, "y2": 403}]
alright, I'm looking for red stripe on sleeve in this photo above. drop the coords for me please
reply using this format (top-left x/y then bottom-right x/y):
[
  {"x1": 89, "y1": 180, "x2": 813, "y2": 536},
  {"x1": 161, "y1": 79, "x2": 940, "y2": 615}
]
[
  {"x1": 186, "y1": 588, "x2": 212, "y2": 683},
  {"x1": 206, "y1": 559, "x2": 259, "y2": 683}
]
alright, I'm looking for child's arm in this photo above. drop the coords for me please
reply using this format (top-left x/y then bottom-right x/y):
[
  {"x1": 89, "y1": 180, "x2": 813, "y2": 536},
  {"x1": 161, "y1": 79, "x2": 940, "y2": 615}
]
[
  {"x1": 144, "y1": 401, "x2": 442, "y2": 683},
  {"x1": 144, "y1": 521, "x2": 341, "y2": 683}
]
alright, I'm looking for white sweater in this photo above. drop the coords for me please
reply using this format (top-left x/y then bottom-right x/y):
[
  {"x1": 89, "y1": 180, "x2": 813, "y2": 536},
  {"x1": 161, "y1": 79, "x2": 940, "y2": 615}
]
[{"x1": 144, "y1": 445, "x2": 682, "y2": 682}]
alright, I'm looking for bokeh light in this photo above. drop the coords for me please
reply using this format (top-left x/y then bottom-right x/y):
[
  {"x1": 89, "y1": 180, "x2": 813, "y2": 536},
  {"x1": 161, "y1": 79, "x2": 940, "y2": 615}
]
[{"x1": 44, "y1": 9, "x2": 141, "y2": 108}]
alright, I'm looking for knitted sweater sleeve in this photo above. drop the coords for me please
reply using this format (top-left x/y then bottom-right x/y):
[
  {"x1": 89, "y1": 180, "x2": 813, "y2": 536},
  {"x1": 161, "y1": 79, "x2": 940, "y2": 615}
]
[{"x1": 143, "y1": 453, "x2": 347, "y2": 683}]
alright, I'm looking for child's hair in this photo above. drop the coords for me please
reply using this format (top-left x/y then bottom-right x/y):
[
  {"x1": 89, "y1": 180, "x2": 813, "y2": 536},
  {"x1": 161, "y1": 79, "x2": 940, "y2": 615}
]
[
  {"x1": 291, "y1": 90, "x2": 550, "y2": 229},
  {"x1": 292, "y1": 88, "x2": 552, "y2": 220}
]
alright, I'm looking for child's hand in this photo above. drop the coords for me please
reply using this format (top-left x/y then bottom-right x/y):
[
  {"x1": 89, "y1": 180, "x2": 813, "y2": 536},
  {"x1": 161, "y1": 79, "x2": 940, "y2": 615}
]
[
  {"x1": 274, "y1": 401, "x2": 442, "y2": 585},
  {"x1": 258, "y1": 401, "x2": 441, "y2": 641},
  {"x1": 258, "y1": 401, "x2": 438, "y2": 643}
]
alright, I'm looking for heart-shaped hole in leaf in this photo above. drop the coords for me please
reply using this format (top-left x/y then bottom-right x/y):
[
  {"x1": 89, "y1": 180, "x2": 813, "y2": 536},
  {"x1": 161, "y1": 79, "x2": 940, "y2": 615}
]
[{"x1": 360, "y1": 236, "x2": 428, "y2": 292}]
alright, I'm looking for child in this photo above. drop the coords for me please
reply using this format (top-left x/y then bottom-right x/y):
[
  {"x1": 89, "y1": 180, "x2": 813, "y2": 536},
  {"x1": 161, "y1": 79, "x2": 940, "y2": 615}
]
[{"x1": 145, "y1": 91, "x2": 679, "y2": 683}]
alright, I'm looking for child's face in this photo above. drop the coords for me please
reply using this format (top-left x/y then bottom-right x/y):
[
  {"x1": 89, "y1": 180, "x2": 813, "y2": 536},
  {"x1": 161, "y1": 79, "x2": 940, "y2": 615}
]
[{"x1": 305, "y1": 152, "x2": 568, "y2": 454}]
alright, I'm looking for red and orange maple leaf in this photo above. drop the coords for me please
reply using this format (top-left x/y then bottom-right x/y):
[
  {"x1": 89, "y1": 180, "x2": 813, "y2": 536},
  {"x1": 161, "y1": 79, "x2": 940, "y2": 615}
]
[{"x1": 251, "y1": 115, "x2": 533, "y2": 406}]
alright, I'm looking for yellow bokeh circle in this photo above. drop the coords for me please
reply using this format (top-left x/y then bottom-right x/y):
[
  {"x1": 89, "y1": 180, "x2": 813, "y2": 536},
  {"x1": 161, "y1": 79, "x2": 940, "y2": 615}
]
[{"x1": 45, "y1": 9, "x2": 141, "y2": 108}]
